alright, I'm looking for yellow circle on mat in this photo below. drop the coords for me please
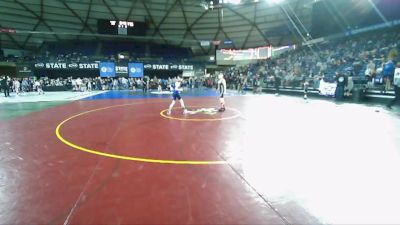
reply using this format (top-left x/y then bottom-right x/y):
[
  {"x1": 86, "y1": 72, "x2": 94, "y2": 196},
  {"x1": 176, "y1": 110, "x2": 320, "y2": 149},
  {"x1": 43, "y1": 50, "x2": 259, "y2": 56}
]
[
  {"x1": 160, "y1": 107, "x2": 241, "y2": 122},
  {"x1": 55, "y1": 103, "x2": 228, "y2": 165}
]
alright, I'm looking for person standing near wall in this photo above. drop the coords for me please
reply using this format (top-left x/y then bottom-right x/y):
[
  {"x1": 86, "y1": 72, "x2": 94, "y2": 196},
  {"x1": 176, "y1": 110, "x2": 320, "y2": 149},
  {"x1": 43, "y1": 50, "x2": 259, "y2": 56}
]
[
  {"x1": 34, "y1": 79, "x2": 44, "y2": 95},
  {"x1": 237, "y1": 74, "x2": 243, "y2": 94},
  {"x1": 335, "y1": 72, "x2": 347, "y2": 101},
  {"x1": 344, "y1": 76, "x2": 354, "y2": 97},
  {"x1": 13, "y1": 78, "x2": 20, "y2": 96},
  {"x1": 383, "y1": 57, "x2": 395, "y2": 93},
  {"x1": 273, "y1": 73, "x2": 281, "y2": 96},
  {"x1": 1, "y1": 75, "x2": 10, "y2": 97},
  {"x1": 142, "y1": 77, "x2": 148, "y2": 93}
]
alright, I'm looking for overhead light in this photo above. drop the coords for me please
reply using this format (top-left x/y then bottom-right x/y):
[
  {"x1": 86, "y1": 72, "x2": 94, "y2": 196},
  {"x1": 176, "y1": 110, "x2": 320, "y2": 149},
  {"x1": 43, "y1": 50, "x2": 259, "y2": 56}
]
[{"x1": 271, "y1": 0, "x2": 284, "y2": 4}]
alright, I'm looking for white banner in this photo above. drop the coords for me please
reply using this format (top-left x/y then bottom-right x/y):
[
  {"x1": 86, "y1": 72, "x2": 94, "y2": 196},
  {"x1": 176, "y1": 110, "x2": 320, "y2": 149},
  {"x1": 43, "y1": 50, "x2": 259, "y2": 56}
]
[{"x1": 318, "y1": 80, "x2": 337, "y2": 97}]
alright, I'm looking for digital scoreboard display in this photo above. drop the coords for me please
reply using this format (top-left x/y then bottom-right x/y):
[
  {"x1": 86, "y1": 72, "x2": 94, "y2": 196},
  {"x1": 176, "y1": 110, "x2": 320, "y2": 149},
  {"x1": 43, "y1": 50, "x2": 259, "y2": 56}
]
[
  {"x1": 97, "y1": 20, "x2": 146, "y2": 36},
  {"x1": 216, "y1": 46, "x2": 272, "y2": 65}
]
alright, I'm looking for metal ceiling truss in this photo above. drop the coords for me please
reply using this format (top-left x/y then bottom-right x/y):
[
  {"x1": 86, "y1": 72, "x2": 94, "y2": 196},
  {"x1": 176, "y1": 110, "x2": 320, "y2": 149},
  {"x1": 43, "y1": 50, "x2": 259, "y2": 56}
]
[
  {"x1": 207, "y1": 28, "x2": 221, "y2": 55},
  {"x1": 241, "y1": 3, "x2": 257, "y2": 49},
  {"x1": 215, "y1": 7, "x2": 237, "y2": 49},
  {"x1": 149, "y1": 0, "x2": 179, "y2": 43},
  {"x1": 102, "y1": 0, "x2": 119, "y2": 20},
  {"x1": 22, "y1": 21, "x2": 40, "y2": 48},
  {"x1": 177, "y1": 0, "x2": 207, "y2": 54},
  {"x1": 22, "y1": 0, "x2": 43, "y2": 49},
  {"x1": 207, "y1": 8, "x2": 223, "y2": 54},
  {"x1": 279, "y1": 7, "x2": 299, "y2": 44},
  {"x1": 60, "y1": 0, "x2": 99, "y2": 41},
  {"x1": 125, "y1": 0, "x2": 139, "y2": 21},
  {"x1": 278, "y1": 1, "x2": 308, "y2": 46},
  {"x1": 178, "y1": 0, "x2": 190, "y2": 47},
  {"x1": 206, "y1": 6, "x2": 236, "y2": 54},
  {"x1": 0, "y1": 23, "x2": 23, "y2": 49},
  {"x1": 224, "y1": 5, "x2": 271, "y2": 46},
  {"x1": 14, "y1": 0, "x2": 60, "y2": 42},
  {"x1": 78, "y1": 0, "x2": 95, "y2": 40},
  {"x1": 179, "y1": 9, "x2": 211, "y2": 54},
  {"x1": 277, "y1": 0, "x2": 300, "y2": 46},
  {"x1": 241, "y1": 26, "x2": 254, "y2": 49},
  {"x1": 0, "y1": 0, "x2": 312, "y2": 54}
]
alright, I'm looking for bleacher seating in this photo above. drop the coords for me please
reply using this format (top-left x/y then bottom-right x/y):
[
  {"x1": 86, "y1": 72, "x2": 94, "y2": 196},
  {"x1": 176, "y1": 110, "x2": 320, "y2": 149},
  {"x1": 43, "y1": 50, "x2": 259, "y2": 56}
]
[{"x1": 223, "y1": 27, "x2": 399, "y2": 96}]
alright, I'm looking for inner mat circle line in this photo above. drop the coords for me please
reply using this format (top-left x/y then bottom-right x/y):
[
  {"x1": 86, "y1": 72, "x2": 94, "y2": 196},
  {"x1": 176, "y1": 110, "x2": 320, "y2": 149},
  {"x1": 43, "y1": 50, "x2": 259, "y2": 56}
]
[
  {"x1": 55, "y1": 102, "x2": 228, "y2": 165},
  {"x1": 160, "y1": 107, "x2": 241, "y2": 122}
]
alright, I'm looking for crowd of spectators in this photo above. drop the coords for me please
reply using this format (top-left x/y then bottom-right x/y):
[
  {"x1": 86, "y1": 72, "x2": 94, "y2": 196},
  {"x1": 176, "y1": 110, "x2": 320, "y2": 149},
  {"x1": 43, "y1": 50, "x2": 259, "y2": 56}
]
[
  {"x1": 0, "y1": 75, "x2": 210, "y2": 97},
  {"x1": 0, "y1": 76, "x2": 45, "y2": 96},
  {"x1": 222, "y1": 29, "x2": 399, "y2": 97},
  {"x1": 0, "y1": 41, "x2": 198, "y2": 65}
]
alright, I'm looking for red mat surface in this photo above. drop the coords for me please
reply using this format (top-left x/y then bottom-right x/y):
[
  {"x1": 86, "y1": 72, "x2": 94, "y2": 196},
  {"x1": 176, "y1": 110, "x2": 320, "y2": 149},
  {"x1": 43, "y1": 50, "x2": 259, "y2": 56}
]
[{"x1": 0, "y1": 98, "x2": 295, "y2": 224}]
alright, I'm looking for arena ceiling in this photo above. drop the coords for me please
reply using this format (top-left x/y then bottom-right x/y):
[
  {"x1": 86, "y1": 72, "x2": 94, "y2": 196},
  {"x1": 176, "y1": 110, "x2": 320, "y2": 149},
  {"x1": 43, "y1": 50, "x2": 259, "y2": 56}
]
[{"x1": 0, "y1": 0, "x2": 314, "y2": 55}]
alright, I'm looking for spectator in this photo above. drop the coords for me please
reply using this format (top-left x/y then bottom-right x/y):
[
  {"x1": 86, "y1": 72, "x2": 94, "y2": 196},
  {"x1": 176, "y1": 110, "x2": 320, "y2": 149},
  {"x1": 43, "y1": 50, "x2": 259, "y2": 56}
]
[
  {"x1": 383, "y1": 57, "x2": 395, "y2": 93},
  {"x1": 237, "y1": 74, "x2": 244, "y2": 94},
  {"x1": 34, "y1": 79, "x2": 44, "y2": 95},
  {"x1": 303, "y1": 80, "x2": 309, "y2": 100},
  {"x1": 335, "y1": 72, "x2": 346, "y2": 100},
  {"x1": 87, "y1": 78, "x2": 92, "y2": 91},
  {"x1": 1, "y1": 76, "x2": 10, "y2": 97},
  {"x1": 13, "y1": 78, "x2": 21, "y2": 96},
  {"x1": 345, "y1": 76, "x2": 354, "y2": 97},
  {"x1": 22, "y1": 78, "x2": 29, "y2": 92},
  {"x1": 273, "y1": 74, "x2": 281, "y2": 96},
  {"x1": 365, "y1": 60, "x2": 376, "y2": 88},
  {"x1": 71, "y1": 79, "x2": 77, "y2": 91},
  {"x1": 78, "y1": 78, "x2": 84, "y2": 91},
  {"x1": 253, "y1": 75, "x2": 261, "y2": 94}
]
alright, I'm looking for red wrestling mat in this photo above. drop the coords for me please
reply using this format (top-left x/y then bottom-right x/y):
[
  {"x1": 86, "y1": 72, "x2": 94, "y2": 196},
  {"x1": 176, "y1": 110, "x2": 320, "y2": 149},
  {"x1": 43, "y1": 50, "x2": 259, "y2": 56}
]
[
  {"x1": 3, "y1": 95, "x2": 400, "y2": 224},
  {"x1": 0, "y1": 97, "x2": 292, "y2": 225}
]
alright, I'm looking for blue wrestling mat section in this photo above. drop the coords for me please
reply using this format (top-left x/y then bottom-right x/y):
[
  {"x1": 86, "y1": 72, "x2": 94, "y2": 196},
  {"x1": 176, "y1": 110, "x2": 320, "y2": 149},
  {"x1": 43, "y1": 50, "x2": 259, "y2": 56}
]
[{"x1": 82, "y1": 88, "x2": 220, "y2": 100}]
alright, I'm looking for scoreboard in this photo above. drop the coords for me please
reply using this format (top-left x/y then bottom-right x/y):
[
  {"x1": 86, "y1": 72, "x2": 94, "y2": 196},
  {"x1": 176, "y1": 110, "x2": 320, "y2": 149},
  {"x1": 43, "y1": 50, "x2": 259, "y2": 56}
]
[
  {"x1": 97, "y1": 20, "x2": 146, "y2": 36},
  {"x1": 216, "y1": 46, "x2": 272, "y2": 65}
]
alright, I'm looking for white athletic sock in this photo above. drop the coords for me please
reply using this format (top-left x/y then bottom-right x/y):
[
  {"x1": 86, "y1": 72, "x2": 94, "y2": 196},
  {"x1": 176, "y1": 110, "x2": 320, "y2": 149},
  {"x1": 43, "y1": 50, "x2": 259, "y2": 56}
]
[
  {"x1": 179, "y1": 99, "x2": 185, "y2": 109},
  {"x1": 220, "y1": 99, "x2": 225, "y2": 108},
  {"x1": 168, "y1": 101, "x2": 175, "y2": 112}
]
